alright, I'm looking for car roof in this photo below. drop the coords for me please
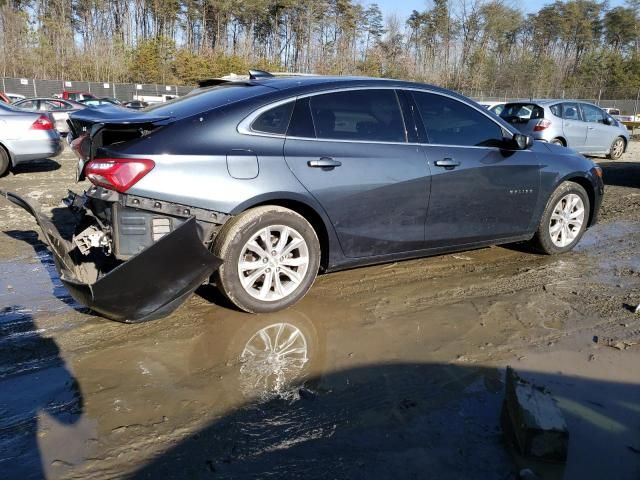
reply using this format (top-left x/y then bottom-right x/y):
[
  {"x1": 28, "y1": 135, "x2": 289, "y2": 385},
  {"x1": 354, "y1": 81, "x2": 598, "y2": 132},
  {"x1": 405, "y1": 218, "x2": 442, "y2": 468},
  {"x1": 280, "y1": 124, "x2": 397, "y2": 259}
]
[
  {"x1": 198, "y1": 75, "x2": 475, "y2": 108},
  {"x1": 17, "y1": 97, "x2": 74, "y2": 102},
  {"x1": 16, "y1": 97, "x2": 85, "y2": 106},
  {"x1": 506, "y1": 99, "x2": 601, "y2": 107},
  {"x1": 248, "y1": 75, "x2": 450, "y2": 93}
]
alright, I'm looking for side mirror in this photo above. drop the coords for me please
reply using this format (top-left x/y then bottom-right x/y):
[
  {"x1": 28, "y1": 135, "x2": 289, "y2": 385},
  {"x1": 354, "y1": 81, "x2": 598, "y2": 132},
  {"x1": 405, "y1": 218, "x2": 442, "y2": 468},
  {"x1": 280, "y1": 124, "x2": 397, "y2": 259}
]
[
  {"x1": 603, "y1": 116, "x2": 613, "y2": 126},
  {"x1": 513, "y1": 133, "x2": 533, "y2": 150}
]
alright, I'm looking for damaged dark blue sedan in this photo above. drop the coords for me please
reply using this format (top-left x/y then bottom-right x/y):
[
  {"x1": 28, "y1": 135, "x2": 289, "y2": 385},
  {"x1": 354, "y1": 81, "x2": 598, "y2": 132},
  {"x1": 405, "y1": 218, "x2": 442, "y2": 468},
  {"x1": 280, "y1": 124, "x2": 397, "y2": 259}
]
[{"x1": 1, "y1": 73, "x2": 604, "y2": 322}]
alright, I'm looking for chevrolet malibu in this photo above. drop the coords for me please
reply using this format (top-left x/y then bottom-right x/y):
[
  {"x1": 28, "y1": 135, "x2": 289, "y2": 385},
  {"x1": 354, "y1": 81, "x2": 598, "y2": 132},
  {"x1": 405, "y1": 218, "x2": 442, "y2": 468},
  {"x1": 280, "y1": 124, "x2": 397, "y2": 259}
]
[{"x1": 1, "y1": 74, "x2": 604, "y2": 322}]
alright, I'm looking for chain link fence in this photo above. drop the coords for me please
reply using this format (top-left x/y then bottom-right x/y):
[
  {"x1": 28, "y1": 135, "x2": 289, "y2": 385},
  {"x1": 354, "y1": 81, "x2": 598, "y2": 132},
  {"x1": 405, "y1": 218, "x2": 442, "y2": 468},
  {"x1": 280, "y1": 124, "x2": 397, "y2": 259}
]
[
  {"x1": 1, "y1": 77, "x2": 194, "y2": 101},
  {"x1": 5, "y1": 77, "x2": 640, "y2": 116},
  {"x1": 465, "y1": 87, "x2": 640, "y2": 116}
]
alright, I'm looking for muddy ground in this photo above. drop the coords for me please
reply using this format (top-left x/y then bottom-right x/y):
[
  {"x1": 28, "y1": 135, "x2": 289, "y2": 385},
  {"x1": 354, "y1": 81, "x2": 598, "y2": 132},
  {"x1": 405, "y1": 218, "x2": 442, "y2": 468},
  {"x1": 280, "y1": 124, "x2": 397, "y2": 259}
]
[{"x1": 0, "y1": 145, "x2": 639, "y2": 480}]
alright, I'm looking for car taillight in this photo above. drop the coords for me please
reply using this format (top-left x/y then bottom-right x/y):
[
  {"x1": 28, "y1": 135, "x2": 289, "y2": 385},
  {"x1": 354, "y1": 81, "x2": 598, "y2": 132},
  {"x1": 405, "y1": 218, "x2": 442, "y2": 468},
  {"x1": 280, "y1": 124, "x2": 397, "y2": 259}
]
[
  {"x1": 70, "y1": 134, "x2": 90, "y2": 160},
  {"x1": 533, "y1": 119, "x2": 551, "y2": 131},
  {"x1": 85, "y1": 158, "x2": 155, "y2": 193},
  {"x1": 30, "y1": 115, "x2": 54, "y2": 130}
]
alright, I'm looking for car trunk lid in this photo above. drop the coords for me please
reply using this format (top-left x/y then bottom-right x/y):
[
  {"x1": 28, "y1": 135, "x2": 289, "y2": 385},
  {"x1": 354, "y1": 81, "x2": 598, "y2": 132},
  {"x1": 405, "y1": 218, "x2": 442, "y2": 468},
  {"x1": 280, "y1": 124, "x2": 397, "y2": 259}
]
[{"x1": 67, "y1": 106, "x2": 174, "y2": 181}]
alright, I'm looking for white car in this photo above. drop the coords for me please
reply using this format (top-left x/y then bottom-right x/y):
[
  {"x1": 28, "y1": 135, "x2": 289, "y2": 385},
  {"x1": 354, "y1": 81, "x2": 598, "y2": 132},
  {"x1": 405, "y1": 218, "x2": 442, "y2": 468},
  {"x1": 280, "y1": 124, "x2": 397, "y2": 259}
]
[
  {"x1": 478, "y1": 101, "x2": 507, "y2": 115},
  {"x1": 6, "y1": 93, "x2": 25, "y2": 103}
]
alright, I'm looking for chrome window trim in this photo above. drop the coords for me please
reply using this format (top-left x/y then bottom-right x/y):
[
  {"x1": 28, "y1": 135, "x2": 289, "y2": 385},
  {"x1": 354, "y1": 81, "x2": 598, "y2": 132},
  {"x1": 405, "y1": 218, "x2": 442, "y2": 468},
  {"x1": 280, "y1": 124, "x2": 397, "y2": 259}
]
[
  {"x1": 283, "y1": 135, "x2": 411, "y2": 146},
  {"x1": 237, "y1": 97, "x2": 296, "y2": 138},
  {"x1": 237, "y1": 85, "x2": 518, "y2": 147}
]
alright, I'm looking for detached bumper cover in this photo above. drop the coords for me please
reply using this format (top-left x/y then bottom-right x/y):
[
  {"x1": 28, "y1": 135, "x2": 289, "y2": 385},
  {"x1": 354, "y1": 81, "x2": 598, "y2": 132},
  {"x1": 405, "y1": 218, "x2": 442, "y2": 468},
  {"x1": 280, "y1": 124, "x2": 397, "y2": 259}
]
[{"x1": 1, "y1": 191, "x2": 222, "y2": 323}]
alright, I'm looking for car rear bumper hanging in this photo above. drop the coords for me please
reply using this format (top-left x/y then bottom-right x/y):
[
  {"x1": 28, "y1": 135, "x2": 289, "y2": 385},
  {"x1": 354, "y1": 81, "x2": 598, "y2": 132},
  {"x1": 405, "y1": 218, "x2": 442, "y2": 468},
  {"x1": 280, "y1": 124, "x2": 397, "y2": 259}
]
[{"x1": 1, "y1": 191, "x2": 222, "y2": 323}]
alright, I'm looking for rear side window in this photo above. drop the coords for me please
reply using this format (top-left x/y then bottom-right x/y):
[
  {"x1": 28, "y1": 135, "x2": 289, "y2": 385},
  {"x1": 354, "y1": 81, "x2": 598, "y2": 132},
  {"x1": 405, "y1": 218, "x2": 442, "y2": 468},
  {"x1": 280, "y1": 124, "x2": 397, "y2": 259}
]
[
  {"x1": 581, "y1": 104, "x2": 605, "y2": 124},
  {"x1": 490, "y1": 104, "x2": 505, "y2": 115},
  {"x1": 308, "y1": 90, "x2": 406, "y2": 142},
  {"x1": 17, "y1": 100, "x2": 38, "y2": 110},
  {"x1": 561, "y1": 103, "x2": 581, "y2": 120},
  {"x1": 499, "y1": 103, "x2": 544, "y2": 121},
  {"x1": 251, "y1": 101, "x2": 294, "y2": 134},
  {"x1": 44, "y1": 100, "x2": 69, "y2": 110},
  {"x1": 412, "y1": 91, "x2": 503, "y2": 147},
  {"x1": 550, "y1": 104, "x2": 562, "y2": 117}
]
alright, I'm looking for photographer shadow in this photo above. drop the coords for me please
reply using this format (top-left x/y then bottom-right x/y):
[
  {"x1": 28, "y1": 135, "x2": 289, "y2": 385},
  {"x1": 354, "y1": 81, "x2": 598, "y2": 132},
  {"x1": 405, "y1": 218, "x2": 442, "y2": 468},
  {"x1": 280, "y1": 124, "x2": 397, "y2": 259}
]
[{"x1": 0, "y1": 306, "x2": 84, "y2": 479}]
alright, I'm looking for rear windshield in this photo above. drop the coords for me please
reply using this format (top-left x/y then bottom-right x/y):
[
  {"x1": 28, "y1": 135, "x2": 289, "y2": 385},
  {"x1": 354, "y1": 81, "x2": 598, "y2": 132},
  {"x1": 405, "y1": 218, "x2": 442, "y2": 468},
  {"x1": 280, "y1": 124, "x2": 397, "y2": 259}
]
[
  {"x1": 499, "y1": 103, "x2": 544, "y2": 122},
  {"x1": 144, "y1": 83, "x2": 272, "y2": 118}
]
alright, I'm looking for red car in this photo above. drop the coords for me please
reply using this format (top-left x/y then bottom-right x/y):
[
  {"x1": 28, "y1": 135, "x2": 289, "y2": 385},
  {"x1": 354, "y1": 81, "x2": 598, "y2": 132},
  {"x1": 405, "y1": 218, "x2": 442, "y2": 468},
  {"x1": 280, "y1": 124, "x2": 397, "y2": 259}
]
[{"x1": 59, "y1": 91, "x2": 97, "y2": 102}]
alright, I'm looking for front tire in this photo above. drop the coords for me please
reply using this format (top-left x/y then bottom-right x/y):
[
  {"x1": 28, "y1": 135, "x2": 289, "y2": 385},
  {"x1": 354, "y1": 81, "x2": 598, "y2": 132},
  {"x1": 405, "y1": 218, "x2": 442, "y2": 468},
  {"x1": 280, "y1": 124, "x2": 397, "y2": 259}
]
[
  {"x1": 607, "y1": 136, "x2": 625, "y2": 160},
  {"x1": 213, "y1": 206, "x2": 320, "y2": 313},
  {"x1": 531, "y1": 181, "x2": 590, "y2": 255}
]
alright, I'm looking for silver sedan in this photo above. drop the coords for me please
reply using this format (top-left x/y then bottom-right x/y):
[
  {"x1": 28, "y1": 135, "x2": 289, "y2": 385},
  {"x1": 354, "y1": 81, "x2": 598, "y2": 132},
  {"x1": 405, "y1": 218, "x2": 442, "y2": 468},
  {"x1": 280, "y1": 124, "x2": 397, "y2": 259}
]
[
  {"x1": 12, "y1": 97, "x2": 86, "y2": 134},
  {"x1": 0, "y1": 102, "x2": 63, "y2": 175}
]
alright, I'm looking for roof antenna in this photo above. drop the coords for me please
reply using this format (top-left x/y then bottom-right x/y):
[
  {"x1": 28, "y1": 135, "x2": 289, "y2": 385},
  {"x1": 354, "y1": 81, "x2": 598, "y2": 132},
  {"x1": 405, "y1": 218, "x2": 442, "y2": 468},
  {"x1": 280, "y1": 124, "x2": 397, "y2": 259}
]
[{"x1": 249, "y1": 69, "x2": 274, "y2": 80}]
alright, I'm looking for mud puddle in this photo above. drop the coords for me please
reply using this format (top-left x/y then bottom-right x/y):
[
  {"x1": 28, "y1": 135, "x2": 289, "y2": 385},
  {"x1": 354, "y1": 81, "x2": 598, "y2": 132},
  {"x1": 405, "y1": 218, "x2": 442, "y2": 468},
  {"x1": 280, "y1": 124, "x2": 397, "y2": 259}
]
[{"x1": 1, "y1": 222, "x2": 639, "y2": 478}]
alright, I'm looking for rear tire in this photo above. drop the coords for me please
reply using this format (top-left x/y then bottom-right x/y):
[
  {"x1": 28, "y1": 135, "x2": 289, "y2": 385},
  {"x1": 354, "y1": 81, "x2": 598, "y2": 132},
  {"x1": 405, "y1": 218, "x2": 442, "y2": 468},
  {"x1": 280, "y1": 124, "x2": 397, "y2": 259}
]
[
  {"x1": 0, "y1": 146, "x2": 9, "y2": 177},
  {"x1": 607, "y1": 136, "x2": 625, "y2": 160},
  {"x1": 550, "y1": 138, "x2": 565, "y2": 147},
  {"x1": 212, "y1": 206, "x2": 321, "y2": 313},
  {"x1": 531, "y1": 181, "x2": 590, "y2": 255}
]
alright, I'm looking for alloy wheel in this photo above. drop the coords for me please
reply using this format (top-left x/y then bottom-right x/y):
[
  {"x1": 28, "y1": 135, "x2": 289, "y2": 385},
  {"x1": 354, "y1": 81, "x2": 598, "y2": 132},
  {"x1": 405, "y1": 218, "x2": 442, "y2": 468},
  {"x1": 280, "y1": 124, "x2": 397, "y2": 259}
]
[
  {"x1": 548, "y1": 193, "x2": 585, "y2": 248},
  {"x1": 611, "y1": 138, "x2": 624, "y2": 159},
  {"x1": 237, "y1": 225, "x2": 310, "y2": 301}
]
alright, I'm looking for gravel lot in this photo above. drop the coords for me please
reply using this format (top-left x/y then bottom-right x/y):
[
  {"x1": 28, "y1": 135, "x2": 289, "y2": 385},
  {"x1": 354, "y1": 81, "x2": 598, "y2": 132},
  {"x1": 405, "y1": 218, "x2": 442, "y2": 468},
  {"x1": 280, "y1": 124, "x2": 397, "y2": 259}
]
[{"x1": 1, "y1": 144, "x2": 639, "y2": 479}]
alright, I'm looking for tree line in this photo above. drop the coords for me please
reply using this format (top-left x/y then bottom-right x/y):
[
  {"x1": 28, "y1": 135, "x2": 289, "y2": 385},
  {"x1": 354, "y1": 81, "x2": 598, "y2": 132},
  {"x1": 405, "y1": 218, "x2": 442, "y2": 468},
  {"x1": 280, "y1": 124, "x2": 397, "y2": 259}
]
[{"x1": 2, "y1": 0, "x2": 640, "y2": 99}]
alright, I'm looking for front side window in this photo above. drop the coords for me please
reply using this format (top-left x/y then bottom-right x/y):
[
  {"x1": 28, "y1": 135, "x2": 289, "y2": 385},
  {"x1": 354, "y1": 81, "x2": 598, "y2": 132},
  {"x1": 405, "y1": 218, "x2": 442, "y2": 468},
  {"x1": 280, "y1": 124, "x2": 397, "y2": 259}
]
[
  {"x1": 308, "y1": 90, "x2": 406, "y2": 142},
  {"x1": 251, "y1": 101, "x2": 294, "y2": 135},
  {"x1": 581, "y1": 104, "x2": 605, "y2": 124},
  {"x1": 413, "y1": 91, "x2": 503, "y2": 147}
]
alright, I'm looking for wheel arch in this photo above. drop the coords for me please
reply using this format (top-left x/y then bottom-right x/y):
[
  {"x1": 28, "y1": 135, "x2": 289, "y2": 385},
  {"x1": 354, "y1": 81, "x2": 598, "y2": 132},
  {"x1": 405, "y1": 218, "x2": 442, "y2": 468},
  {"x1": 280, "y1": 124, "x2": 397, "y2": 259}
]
[
  {"x1": 560, "y1": 175, "x2": 597, "y2": 227},
  {"x1": 552, "y1": 136, "x2": 567, "y2": 147},
  {"x1": 619, "y1": 135, "x2": 628, "y2": 152},
  {"x1": 231, "y1": 193, "x2": 334, "y2": 272}
]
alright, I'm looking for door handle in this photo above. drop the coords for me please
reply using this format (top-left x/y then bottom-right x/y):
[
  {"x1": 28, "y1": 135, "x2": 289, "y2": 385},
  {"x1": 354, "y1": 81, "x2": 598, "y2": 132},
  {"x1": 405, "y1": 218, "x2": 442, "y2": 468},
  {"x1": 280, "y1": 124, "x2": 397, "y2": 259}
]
[
  {"x1": 308, "y1": 157, "x2": 342, "y2": 168},
  {"x1": 434, "y1": 158, "x2": 460, "y2": 168},
  {"x1": 588, "y1": 126, "x2": 595, "y2": 130}
]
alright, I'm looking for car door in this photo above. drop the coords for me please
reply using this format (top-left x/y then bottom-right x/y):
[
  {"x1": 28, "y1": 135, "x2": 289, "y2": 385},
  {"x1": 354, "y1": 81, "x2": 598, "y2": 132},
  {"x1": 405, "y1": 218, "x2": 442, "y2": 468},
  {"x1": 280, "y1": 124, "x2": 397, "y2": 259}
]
[
  {"x1": 560, "y1": 102, "x2": 588, "y2": 150},
  {"x1": 283, "y1": 89, "x2": 431, "y2": 258},
  {"x1": 580, "y1": 103, "x2": 614, "y2": 152},
  {"x1": 409, "y1": 90, "x2": 541, "y2": 246}
]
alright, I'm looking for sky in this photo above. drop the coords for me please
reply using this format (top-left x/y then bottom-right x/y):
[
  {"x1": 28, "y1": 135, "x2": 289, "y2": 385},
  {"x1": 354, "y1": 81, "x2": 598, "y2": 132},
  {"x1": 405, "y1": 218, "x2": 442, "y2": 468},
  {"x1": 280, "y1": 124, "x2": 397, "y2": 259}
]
[{"x1": 374, "y1": 0, "x2": 629, "y2": 19}]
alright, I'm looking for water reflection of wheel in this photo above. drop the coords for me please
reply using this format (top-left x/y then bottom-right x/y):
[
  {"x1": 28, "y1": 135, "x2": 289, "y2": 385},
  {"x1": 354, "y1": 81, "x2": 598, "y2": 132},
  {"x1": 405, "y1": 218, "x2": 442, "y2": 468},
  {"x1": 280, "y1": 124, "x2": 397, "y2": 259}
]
[
  {"x1": 188, "y1": 308, "x2": 325, "y2": 403},
  {"x1": 239, "y1": 322, "x2": 311, "y2": 400}
]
